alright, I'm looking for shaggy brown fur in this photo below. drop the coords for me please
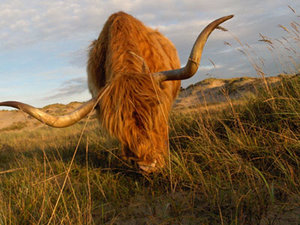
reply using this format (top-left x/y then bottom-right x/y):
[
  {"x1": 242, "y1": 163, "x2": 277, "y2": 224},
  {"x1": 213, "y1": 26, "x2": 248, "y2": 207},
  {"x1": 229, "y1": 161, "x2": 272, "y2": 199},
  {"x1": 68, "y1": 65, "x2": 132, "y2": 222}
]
[{"x1": 87, "y1": 12, "x2": 181, "y2": 171}]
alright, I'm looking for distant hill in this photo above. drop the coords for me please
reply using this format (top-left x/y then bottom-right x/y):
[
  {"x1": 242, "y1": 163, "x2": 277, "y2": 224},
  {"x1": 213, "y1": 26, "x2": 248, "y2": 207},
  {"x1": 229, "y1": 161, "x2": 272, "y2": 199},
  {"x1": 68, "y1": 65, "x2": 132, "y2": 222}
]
[
  {"x1": 174, "y1": 74, "x2": 290, "y2": 111},
  {"x1": 0, "y1": 74, "x2": 296, "y2": 131}
]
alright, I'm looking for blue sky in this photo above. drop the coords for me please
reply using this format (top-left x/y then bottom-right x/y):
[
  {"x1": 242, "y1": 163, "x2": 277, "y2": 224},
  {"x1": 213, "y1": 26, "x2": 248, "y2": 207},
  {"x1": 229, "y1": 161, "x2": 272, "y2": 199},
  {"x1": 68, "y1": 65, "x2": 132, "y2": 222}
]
[{"x1": 0, "y1": 0, "x2": 299, "y2": 108}]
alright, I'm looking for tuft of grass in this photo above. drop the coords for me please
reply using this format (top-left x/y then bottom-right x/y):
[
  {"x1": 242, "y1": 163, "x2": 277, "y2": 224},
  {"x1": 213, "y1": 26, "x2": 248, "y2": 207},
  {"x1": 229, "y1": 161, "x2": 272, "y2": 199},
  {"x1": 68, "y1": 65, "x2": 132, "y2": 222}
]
[
  {"x1": 0, "y1": 121, "x2": 28, "y2": 132},
  {"x1": 167, "y1": 75, "x2": 300, "y2": 224}
]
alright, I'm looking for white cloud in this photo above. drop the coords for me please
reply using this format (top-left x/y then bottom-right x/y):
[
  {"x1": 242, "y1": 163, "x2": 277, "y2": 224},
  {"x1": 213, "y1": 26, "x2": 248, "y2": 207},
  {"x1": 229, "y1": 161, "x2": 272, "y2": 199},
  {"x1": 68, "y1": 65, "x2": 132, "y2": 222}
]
[
  {"x1": 1, "y1": 0, "x2": 298, "y2": 50},
  {"x1": 43, "y1": 77, "x2": 87, "y2": 100}
]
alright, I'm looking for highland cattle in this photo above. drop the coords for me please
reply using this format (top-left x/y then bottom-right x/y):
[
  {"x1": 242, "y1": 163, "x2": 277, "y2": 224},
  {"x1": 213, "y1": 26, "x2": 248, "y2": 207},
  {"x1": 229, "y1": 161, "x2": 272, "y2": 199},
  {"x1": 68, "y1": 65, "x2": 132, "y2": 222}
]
[{"x1": 0, "y1": 12, "x2": 233, "y2": 172}]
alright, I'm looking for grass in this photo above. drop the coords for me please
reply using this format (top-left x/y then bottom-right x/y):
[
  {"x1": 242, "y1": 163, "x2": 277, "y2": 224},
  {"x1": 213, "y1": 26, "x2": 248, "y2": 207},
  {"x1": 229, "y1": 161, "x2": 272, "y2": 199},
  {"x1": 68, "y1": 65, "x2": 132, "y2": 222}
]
[
  {"x1": 0, "y1": 7, "x2": 299, "y2": 225},
  {"x1": 0, "y1": 75, "x2": 299, "y2": 224},
  {"x1": 0, "y1": 121, "x2": 28, "y2": 132}
]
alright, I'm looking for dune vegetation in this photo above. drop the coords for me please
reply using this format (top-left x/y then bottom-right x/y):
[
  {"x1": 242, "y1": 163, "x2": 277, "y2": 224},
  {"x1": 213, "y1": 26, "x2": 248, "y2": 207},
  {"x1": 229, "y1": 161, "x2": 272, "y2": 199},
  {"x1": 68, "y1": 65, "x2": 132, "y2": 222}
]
[{"x1": 0, "y1": 74, "x2": 299, "y2": 224}]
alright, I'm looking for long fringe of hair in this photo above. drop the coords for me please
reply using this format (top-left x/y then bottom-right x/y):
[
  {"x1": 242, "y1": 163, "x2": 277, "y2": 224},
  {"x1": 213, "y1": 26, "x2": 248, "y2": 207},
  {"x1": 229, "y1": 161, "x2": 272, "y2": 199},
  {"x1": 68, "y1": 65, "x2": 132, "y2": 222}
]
[{"x1": 99, "y1": 72, "x2": 173, "y2": 166}]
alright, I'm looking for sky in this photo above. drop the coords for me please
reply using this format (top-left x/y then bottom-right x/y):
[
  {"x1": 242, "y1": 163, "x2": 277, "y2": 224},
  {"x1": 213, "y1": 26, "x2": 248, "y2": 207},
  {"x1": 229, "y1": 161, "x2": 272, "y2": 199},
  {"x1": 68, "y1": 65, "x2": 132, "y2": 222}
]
[{"x1": 0, "y1": 0, "x2": 299, "y2": 108}]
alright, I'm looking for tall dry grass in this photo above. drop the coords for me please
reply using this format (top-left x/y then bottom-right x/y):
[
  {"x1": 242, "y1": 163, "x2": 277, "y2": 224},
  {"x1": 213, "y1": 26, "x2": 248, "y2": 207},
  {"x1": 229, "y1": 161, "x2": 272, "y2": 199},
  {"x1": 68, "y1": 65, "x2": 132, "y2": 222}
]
[{"x1": 1, "y1": 75, "x2": 299, "y2": 224}]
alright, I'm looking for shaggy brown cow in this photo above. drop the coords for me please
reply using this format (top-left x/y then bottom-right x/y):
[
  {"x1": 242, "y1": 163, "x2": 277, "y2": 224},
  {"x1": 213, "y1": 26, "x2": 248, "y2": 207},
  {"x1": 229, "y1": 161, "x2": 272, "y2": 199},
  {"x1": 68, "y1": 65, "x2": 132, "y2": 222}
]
[{"x1": 0, "y1": 12, "x2": 233, "y2": 172}]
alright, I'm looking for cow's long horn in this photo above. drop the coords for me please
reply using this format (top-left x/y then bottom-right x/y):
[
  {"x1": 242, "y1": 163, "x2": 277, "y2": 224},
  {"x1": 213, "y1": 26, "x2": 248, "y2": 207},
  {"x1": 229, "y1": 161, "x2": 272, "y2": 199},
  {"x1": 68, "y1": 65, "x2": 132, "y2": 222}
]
[
  {"x1": 0, "y1": 98, "x2": 97, "y2": 128},
  {"x1": 154, "y1": 15, "x2": 234, "y2": 82}
]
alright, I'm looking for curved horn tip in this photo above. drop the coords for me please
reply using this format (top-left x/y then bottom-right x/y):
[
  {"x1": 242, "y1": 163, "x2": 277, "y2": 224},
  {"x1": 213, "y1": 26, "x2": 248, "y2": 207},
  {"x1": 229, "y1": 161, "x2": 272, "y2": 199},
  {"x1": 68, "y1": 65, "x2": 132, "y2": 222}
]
[
  {"x1": 226, "y1": 15, "x2": 234, "y2": 19},
  {"x1": 214, "y1": 15, "x2": 234, "y2": 24},
  {"x1": 221, "y1": 15, "x2": 234, "y2": 20}
]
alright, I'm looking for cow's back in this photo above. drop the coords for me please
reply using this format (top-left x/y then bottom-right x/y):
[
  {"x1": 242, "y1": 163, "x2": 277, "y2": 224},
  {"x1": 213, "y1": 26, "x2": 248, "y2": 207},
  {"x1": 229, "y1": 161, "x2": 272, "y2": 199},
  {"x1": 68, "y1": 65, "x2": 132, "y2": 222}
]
[{"x1": 87, "y1": 11, "x2": 181, "y2": 99}]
